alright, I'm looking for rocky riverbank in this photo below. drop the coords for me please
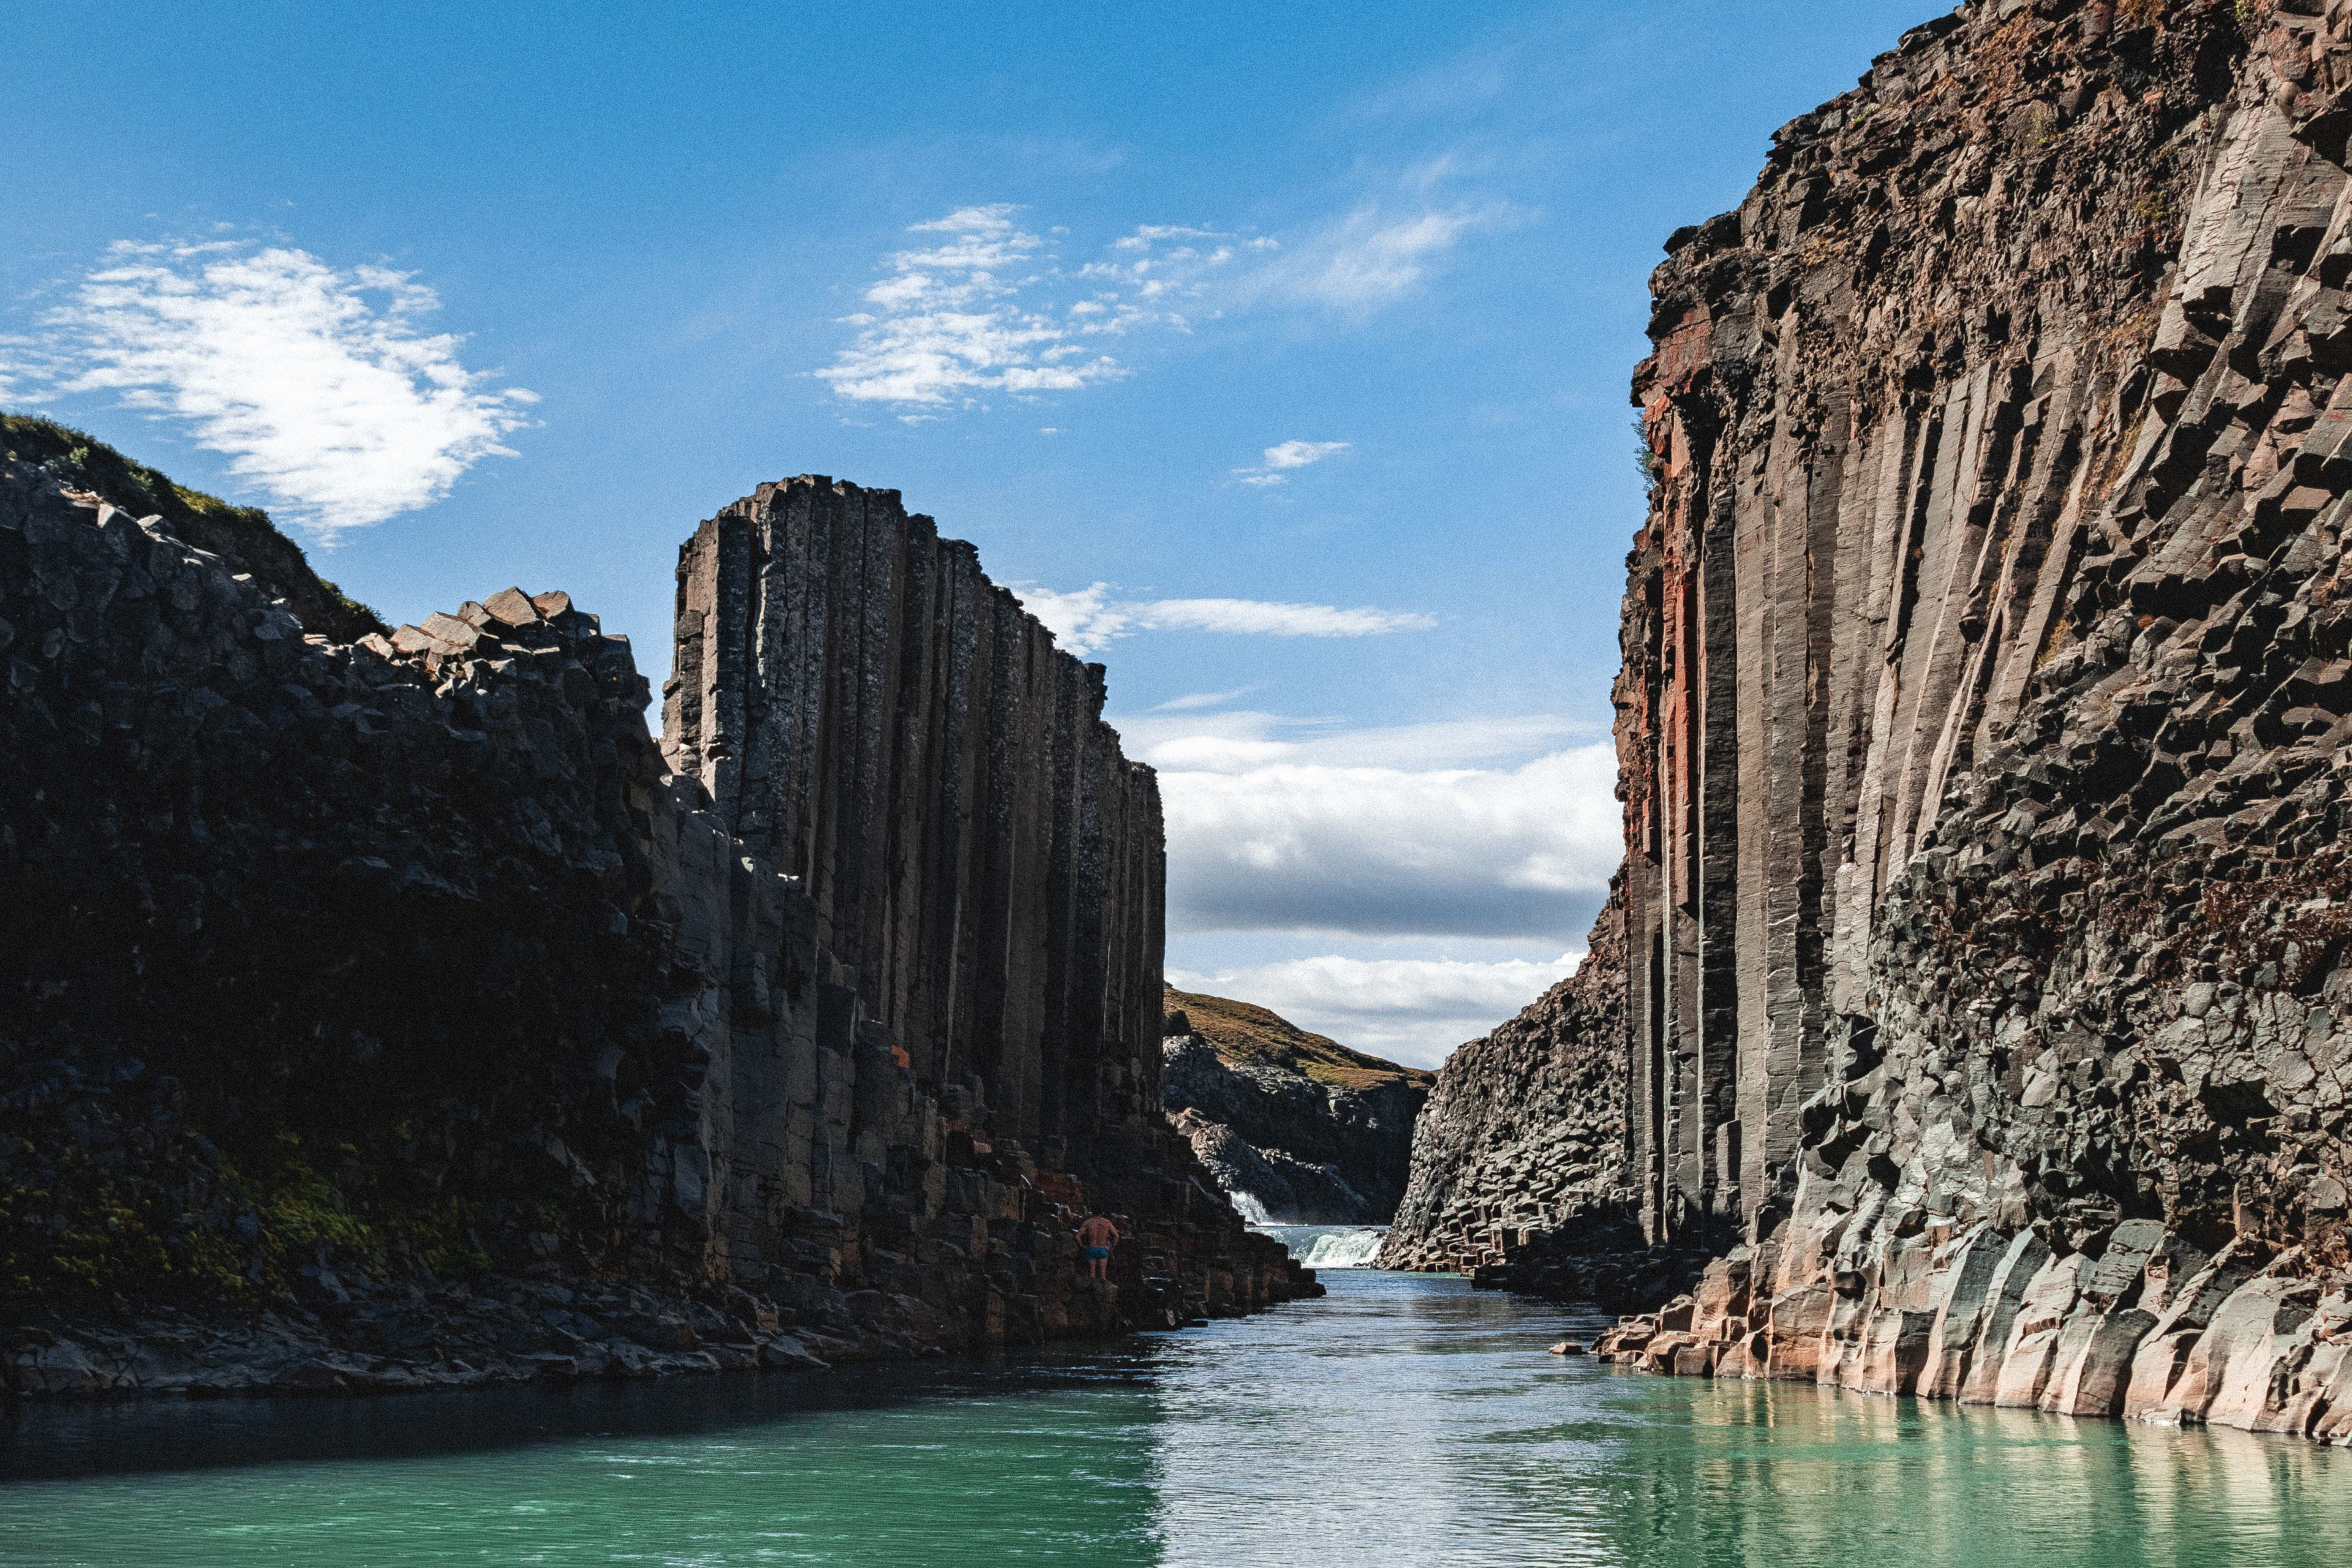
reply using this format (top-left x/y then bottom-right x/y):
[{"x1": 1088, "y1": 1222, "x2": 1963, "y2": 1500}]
[{"x1": 10, "y1": 1131, "x2": 1296, "y2": 1399}]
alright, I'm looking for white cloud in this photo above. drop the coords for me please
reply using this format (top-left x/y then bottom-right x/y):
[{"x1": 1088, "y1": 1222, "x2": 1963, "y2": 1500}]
[
  {"x1": 816, "y1": 178, "x2": 1512, "y2": 413},
  {"x1": 1148, "y1": 598, "x2": 1427, "y2": 638},
  {"x1": 814, "y1": 206, "x2": 1127, "y2": 408},
  {"x1": 1114, "y1": 709, "x2": 1592, "y2": 770},
  {"x1": 1156, "y1": 744, "x2": 1619, "y2": 937},
  {"x1": 1014, "y1": 581, "x2": 1435, "y2": 657},
  {"x1": 1167, "y1": 951, "x2": 1583, "y2": 1069},
  {"x1": 819, "y1": 208, "x2": 1264, "y2": 411},
  {"x1": 1112, "y1": 704, "x2": 1620, "y2": 943},
  {"x1": 1243, "y1": 202, "x2": 1512, "y2": 315},
  {"x1": 7, "y1": 241, "x2": 536, "y2": 537},
  {"x1": 1152, "y1": 687, "x2": 1255, "y2": 712},
  {"x1": 1233, "y1": 438, "x2": 1350, "y2": 486},
  {"x1": 1265, "y1": 439, "x2": 1349, "y2": 469}
]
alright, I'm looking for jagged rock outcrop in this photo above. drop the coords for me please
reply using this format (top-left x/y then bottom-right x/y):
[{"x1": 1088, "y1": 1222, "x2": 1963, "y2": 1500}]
[
  {"x1": 1401, "y1": 0, "x2": 2352, "y2": 1443},
  {"x1": 1158, "y1": 990, "x2": 1431, "y2": 1224},
  {"x1": 1161, "y1": 1040, "x2": 1396, "y2": 1223},
  {"x1": 2, "y1": 415, "x2": 382, "y2": 644},
  {"x1": 0, "y1": 452, "x2": 1313, "y2": 1398}
]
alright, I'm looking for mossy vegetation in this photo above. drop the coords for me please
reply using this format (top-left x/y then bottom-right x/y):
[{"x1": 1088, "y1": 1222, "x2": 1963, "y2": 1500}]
[
  {"x1": 1634, "y1": 414, "x2": 1665, "y2": 497},
  {"x1": 0, "y1": 1107, "x2": 520, "y2": 1307},
  {"x1": 1164, "y1": 986, "x2": 1434, "y2": 1092},
  {"x1": 1, "y1": 412, "x2": 384, "y2": 642}
]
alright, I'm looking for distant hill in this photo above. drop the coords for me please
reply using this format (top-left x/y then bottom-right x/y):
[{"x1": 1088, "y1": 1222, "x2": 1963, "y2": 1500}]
[{"x1": 1163, "y1": 986, "x2": 1434, "y2": 1094}]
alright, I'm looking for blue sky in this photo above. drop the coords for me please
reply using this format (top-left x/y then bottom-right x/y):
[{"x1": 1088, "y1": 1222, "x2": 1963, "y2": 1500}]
[{"x1": 2, "y1": 0, "x2": 1942, "y2": 1065}]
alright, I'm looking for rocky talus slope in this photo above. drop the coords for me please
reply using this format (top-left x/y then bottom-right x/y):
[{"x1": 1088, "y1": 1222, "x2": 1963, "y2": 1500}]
[
  {"x1": 0, "y1": 440, "x2": 1313, "y2": 1398},
  {"x1": 1372, "y1": 888, "x2": 1702, "y2": 1304},
  {"x1": 1396, "y1": 0, "x2": 2352, "y2": 1444},
  {"x1": 1159, "y1": 990, "x2": 1431, "y2": 1224}
]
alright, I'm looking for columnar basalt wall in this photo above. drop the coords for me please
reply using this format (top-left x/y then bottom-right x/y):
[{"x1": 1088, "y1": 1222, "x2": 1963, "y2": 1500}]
[
  {"x1": 1390, "y1": 0, "x2": 2352, "y2": 1443},
  {"x1": 660, "y1": 478, "x2": 1166, "y2": 1175},
  {"x1": 0, "y1": 455, "x2": 1308, "y2": 1399},
  {"x1": 1602, "y1": 0, "x2": 2352, "y2": 1442},
  {"x1": 1613, "y1": 0, "x2": 2227, "y2": 1250}
]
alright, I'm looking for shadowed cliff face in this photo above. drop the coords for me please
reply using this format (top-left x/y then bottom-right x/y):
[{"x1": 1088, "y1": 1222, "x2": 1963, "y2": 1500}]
[
  {"x1": 1395, "y1": 0, "x2": 2352, "y2": 1443},
  {"x1": 0, "y1": 461, "x2": 1313, "y2": 1399},
  {"x1": 1374, "y1": 888, "x2": 1630, "y2": 1270}
]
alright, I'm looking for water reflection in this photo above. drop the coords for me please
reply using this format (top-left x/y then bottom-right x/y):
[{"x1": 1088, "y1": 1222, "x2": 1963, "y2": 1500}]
[{"x1": 0, "y1": 1273, "x2": 2344, "y2": 1566}]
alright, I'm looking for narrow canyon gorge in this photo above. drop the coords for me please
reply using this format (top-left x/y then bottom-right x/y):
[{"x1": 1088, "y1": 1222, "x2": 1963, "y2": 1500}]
[{"x1": 9, "y1": 0, "x2": 2352, "y2": 1463}]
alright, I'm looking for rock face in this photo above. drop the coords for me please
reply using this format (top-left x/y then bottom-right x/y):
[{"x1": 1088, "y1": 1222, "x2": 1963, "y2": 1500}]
[
  {"x1": 0, "y1": 449, "x2": 1314, "y2": 1398},
  {"x1": 1376, "y1": 891, "x2": 1627, "y2": 1271},
  {"x1": 1161, "y1": 1041, "x2": 1419, "y2": 1225},
  {"x1": 1158, "y1": 989, "x2": 1430, "y2": 1224},
  {"x1": 1373, "y1": 885, "x2": 1704, "y2": 1303},
  {"x1": 1399, "y1": 0, "x2": 2352, "y2": 1442}
]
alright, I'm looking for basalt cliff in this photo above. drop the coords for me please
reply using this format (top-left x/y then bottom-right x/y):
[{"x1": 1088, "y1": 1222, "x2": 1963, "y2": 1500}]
[
  {"x1": 1159, "y1": 988, "x2": 1431, "y2": 1224},
  {"x1": 1390, "y1": 0, "x2": 2352, "y2": 1444},
  {"x1": 0, "y1": 424, "x2": 1313, "y2": 1398}
]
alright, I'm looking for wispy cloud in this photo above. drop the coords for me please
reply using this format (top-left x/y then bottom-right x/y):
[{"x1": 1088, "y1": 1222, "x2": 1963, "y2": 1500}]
[
  {"x1": 1233, "y1": 438, "x2": 1349, "y2": 487},
  {"x1": 1242, "y1": 200, "x2": 1513, "y2": 315},
  {"x1": 1168, "y1": 951, "x2": 1583, "y2": 1068},
  {"x1": 4, "y1": 241, "x2": 536, "y2": 537},
  {"x1": 818, "y1": 173, "x2": 1513, "y2": 415},
  {"x1": 1266, "y1": 439, "x2": 1349, "y2": 469},
  {"x1": 817, "y1": 207, "x2": 1265, "y2": 413},
  {"x1": 813, "y1": 205, "x2": 1124, "y2": 412},
  {"x1": 1015, "y1": 581, "x2": 1435, "y2": 657},
  {"x1": 1152, "y1": 687, "x2": 1255, "y2": 712}
]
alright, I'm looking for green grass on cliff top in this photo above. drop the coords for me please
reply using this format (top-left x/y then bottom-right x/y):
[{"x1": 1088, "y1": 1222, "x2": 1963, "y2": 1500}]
[
  {"x1": 2, "y1": 413, "x2": 383, "y2": 643},
  {"x1": 1164, "y1": 986, "x2": 1433, "y2": 1093}
]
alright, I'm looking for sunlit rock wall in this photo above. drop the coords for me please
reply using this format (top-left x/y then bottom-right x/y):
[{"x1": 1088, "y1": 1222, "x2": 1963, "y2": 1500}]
[{"x1": 1600, "y1": 0, "x2": 2352, "y2": 1443}]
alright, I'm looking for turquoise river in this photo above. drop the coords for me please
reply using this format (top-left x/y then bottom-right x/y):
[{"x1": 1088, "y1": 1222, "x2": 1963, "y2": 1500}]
[{"x1": 2, "y1": 1268, "x2": 2347, "y2": 1566}]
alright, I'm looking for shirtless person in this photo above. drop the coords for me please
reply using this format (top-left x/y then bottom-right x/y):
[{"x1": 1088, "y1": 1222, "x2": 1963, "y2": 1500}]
[{"x1": 1077, "y1": 1213, "x2": 1118, "y2": 1280}]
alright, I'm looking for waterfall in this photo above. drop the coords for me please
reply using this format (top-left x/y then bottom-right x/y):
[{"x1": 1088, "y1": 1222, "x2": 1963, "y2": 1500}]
[
  {"x1": 1250, "y1": 1225, "x2": 1388, "y2": 1268},
  {"x1": 1298, "y1": 1229, "x2": 1386, "y2": 1268},
  {"x1": 1229, "y1": 1191, "x2": 1275, "y2": 1226}
]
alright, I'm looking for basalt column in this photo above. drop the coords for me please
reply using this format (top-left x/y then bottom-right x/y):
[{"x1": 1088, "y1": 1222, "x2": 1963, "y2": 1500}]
[
  {"x1": 662, "y1": 477, "x2": 1168, "y2": 1173},
  {"x1": 1594, "y1": 0, "x2": 2352, "y2": 1446},
  {"x1": 1618, "y1": 2, "x2": 2205, "y2": 1248}
]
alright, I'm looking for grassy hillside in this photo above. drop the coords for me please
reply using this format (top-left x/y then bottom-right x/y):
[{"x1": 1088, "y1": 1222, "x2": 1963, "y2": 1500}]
[
  {"x1": 1164, "y1": 986, "x2": 1434, "y2": 1093},
  {"x1": 2, "y1": 414, "x2": 383, "y2": 643}
]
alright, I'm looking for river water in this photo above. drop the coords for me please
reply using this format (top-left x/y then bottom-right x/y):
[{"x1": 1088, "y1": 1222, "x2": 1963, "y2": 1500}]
[{"x1": 2, "y1": 1271, "x2": 2346, "y2": 1566}]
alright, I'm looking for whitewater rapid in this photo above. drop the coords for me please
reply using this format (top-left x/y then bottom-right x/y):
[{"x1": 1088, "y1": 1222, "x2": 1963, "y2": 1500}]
[{"x1": 1253, "y1": 1226, "x2": 1387, "y2": 1268}]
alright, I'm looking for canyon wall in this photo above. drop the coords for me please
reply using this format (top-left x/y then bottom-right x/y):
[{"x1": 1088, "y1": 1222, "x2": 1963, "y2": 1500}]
[
  {"x1": 1400, "y1": 0, "x2": 2352, "y2": 1442},
  {"x1": 0, "y1": 450, "x2": 1309, "y2": 1398},
  {"x1": 1374, "y1": 889, "x2": 1634, "y2": 1268}
]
